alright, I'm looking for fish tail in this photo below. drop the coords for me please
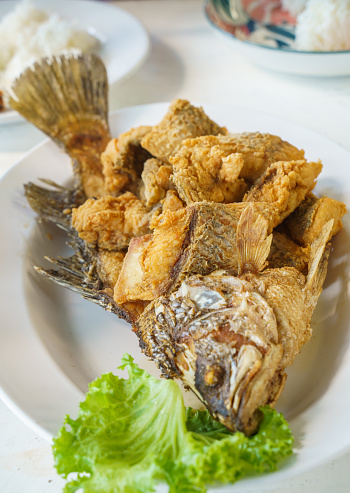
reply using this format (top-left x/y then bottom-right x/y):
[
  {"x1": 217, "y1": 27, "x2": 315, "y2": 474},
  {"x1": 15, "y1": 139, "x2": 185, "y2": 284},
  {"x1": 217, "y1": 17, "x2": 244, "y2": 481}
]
[
  {"x1": 8, "y1": 53, "x2": 111, "y2": 197},
  {"x1": 8, "y1": 52, "x2": 109, "y2": 144},
  {"x1": 305, "y1": 219, "x2": 334, "y2": 296},
  {"x1": 236, "y1": 204, "x2": 273, "y2": 274}
]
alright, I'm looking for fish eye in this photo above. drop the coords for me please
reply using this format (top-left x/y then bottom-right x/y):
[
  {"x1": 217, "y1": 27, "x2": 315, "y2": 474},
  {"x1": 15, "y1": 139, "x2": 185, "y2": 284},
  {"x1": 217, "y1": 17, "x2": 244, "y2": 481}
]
[{"x1": 203, "y1": 364, "x2": 224, "y2": 387}]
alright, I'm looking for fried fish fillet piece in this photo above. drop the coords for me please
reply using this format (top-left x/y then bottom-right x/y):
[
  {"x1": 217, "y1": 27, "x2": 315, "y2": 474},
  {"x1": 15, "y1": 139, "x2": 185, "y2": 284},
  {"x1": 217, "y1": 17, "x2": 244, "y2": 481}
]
[
  {"x1": 268, "y1": 231, "x2": 310, "y2": 274},
  {"x1": 284, "y1": 193, "x2": 347, "y2": 246},
  {"x1": 95, "y1": 250, "x2": 126, "y2": 289},
  {"x1": 170, "y1": 137, "x2": 248, "y2": 204},
  {"x1": 243, "y1": 160, "x2": 323, "y2": 230},
  {"x1": 141, "y1": 99, "x2": 227, "y2": 163},
  {"x1": 114, "y1": 201, "x2": 273, "y2": 304},
  {"x1": 170, "y1": 133, "x2": 305, "y2": 204},
  {"x1": 114, "y1": 207, "x2": 189, "y2": 304},
  {"x1": 159, "y1": 189, "x2": 185, "y2": 213},
  {"x1": 101, "y1": 126, "x2": 153, "y2": 197},
  {"x1": 235, "y1": 132, "x2": 305, "y2": 181},
  {"x1": 71, "y1": 192, "x2": 152, "y2": 251},
  {"x1": 136, "y1": 206, "x2": 332, "y2": 435},
  {"x1": 141, "y1": 158, "x2": 174, "y2": 207},
  {"x1": 267, "y1": 192, "x2": 346, "y2": 271}
]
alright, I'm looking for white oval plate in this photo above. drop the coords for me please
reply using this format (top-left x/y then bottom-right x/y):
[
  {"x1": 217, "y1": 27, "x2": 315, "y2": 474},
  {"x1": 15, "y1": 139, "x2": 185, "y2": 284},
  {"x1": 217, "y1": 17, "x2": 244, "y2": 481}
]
[
  {"x1": 0, "y1": 103, "x2": 350, "y2": 491},
  {"x1": 0, "y1": 0, "x2": 150, "y2": 125}
]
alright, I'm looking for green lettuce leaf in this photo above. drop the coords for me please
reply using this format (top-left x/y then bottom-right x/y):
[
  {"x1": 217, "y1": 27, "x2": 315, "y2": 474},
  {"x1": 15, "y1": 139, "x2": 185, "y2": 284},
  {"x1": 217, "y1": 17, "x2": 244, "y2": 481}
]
[{"x1": 53, "y1": 354, "x2": 294, "y2": 493}]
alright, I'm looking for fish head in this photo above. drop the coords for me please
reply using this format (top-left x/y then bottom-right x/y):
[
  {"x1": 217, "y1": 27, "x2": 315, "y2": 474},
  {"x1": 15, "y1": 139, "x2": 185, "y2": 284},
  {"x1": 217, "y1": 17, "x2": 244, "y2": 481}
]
[{"x1": 137, "y1": 272, "x2": 285, "y2": 435}]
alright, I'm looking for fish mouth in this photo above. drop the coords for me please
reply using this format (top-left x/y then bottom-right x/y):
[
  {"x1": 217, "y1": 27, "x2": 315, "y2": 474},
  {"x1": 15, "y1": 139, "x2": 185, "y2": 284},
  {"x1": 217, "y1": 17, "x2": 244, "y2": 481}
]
[{"x1": 176, "y1": 333, "x2": 285, "y2": 435}]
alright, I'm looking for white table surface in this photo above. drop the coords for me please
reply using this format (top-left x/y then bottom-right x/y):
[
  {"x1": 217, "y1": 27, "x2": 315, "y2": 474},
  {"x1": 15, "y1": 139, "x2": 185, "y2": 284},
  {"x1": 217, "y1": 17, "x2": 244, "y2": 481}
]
[{"x1": 1, "y1": 1, "x2": 350, "y2": 492}]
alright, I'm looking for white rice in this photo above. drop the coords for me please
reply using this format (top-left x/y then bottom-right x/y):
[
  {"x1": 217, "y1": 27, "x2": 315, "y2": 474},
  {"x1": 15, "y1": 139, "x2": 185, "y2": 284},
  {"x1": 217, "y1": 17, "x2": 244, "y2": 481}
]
[
  {"x1": 0, "y1": 0, "x2": 101, "y2": 92},
  {"x1": 294, "y1": 0, "x2": 350, "y2": 51}
]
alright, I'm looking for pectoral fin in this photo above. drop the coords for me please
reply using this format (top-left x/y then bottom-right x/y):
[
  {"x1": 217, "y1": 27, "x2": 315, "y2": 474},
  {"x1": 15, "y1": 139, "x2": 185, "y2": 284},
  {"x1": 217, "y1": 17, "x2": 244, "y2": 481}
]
[{"x1": 236, "y1": 205, "x2": 273, "y2": 275}]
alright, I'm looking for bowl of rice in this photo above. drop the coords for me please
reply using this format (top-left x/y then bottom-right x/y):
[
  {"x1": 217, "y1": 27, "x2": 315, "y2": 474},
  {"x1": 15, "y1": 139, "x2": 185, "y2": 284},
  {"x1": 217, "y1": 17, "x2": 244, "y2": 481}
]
[{"x1": 204, "y1": 0, "x2": 350, "y2": 76}]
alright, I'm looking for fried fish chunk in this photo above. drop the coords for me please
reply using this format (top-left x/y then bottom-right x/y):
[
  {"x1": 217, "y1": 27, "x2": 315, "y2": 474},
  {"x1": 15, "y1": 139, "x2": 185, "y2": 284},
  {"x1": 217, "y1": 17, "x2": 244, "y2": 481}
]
[
  {"x1": 159, "y1": 190, "x2": 185, "y2": 214},
  {"x1": 244, "y1": 160, "x2": 323, "y2": 230},
  {"x1": 170, "y1": 132, "x2": 306, "y2": 205},
  {"x1": 170, "y1": 137, "x2": 248, "y2": 204},
  {"x1": 141, "y1": 158, "x2": 174, "y2": 207},
  {"x1": 284, "y1": 193, "x2": 347, "y2": 246},
  {"x1": 141, "y1": 99, "x2": 227, "y2": 163},
  {"x1": 96, "y1": 250, "x2": 126, "y2": 289},
  {"x1": 114, "y1": 207, "x2": 190, "y2": 303},
  {"x1": 268, "y1": 231, "x2": 310, "y2": 274},
  {"x1": 114, "y1": 202, "x2": 272, "y2": 304},
  {"x1": 229, "y1": 132, "x2": 306, "y2": 182},
  {"x1": 101, "y1": 126, "x2": 153, "y2": 197},
  {"x1": 71, "y1": 192, "x2": 152, "y2": 251}
]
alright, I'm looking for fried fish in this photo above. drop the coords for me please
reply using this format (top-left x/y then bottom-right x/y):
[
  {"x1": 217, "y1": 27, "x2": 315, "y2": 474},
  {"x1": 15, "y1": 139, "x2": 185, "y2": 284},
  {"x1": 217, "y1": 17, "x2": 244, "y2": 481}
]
[
  {"x1": 284, "y1": 193, "x2": 347, "y2": 246},
  {"x1": 10, "y1": 52, "x2": 345, "y2": 436},
  {"x1": 170, "y1": 132, "x2": 305, "y2": 204},
  {"x1": 243, "y1": 159, "x2": 323, "y2": 230},
  {"x1": 140, "y1": 98, "x2": 227, "y2": 163},
  {"x1": 101, "y1": 126, "x2": 153, "y2": 197},
  {"x1": 114, "y1": 201, "x2": 274, "y2": 304}
]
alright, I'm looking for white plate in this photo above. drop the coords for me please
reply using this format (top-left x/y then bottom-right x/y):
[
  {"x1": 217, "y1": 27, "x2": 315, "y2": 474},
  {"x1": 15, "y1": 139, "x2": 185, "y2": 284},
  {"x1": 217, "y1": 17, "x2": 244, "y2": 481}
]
[
  {"x1": 205, "y1": 0, "x2": 350, "y2": 77},
  {"x1": 0, "y1": 103, "x2": 350, "y2": 491},
  {"x1": 0, "y1": 0, "x2": 150, "y2": 125}
]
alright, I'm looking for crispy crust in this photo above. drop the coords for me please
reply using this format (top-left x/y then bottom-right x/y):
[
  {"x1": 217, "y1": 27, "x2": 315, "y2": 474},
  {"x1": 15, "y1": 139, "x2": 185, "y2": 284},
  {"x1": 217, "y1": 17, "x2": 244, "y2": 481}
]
[{"x1": 141, "y1": 99, "x2": 227, "y2": 163}]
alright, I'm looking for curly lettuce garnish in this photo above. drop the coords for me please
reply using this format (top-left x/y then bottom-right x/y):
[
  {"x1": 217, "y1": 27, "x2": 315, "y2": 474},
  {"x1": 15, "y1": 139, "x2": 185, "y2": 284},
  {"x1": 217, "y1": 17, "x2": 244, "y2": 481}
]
[{"x1": 53, "y1": 354, "x2": 294, "y2": 493}]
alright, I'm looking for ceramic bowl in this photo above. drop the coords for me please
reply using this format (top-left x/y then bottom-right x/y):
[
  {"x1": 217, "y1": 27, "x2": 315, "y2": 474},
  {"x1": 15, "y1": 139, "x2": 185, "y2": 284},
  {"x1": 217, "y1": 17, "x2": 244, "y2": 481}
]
[{"x1": 204, "y1": 0, "x2": 350, "y2": 76}]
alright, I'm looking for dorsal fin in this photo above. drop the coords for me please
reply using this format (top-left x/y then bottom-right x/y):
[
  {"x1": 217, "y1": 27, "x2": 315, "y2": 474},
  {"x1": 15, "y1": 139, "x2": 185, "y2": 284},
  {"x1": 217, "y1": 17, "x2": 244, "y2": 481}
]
[{"x1": 236, "y1": 204, "x2": 273, "y2": 275}]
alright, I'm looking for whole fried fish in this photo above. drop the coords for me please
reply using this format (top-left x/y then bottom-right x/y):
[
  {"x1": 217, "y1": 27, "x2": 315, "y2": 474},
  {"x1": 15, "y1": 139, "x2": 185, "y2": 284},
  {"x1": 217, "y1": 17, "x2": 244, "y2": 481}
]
[{"x1": 9, "y1": 52, "x2": 343, "y2": 436}]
